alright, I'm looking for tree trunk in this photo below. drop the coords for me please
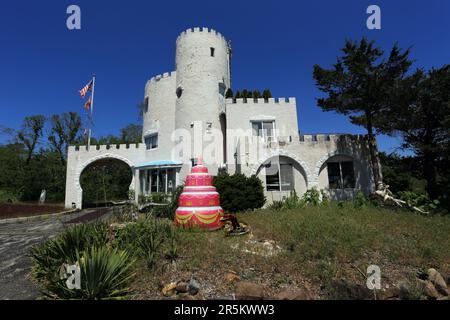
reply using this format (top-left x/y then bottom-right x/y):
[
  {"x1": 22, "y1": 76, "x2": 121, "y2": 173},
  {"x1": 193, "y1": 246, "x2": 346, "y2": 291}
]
[
  {"x1": 423, "y1": 151, "x2": 438, "y2": 199},
  {"x1": 366, "y1": 113, "x2": 383, "y2": 190}
]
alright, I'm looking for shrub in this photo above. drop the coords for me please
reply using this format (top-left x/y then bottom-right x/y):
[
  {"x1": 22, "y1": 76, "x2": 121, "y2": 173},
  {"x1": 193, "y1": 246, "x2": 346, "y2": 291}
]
[
  {"x1": 30, "y1": 223, "x2": 135, "y2": 299},
  {"x1": 152, "y1": 185, "x2": 184, "y2": 219},
  {"x1": 43, "y1": 247, "x2": 135, "y2": 300},
  {"x1": 353, "y1": 191, "x2": 369, "y2": 208},
  {"x1": 0, "y1": 189, "x2": 19, "y2": 203},
  {"x1": 302, "y1": 188, "x2": 322, "y2": 206},
  {"x1": 267, "y1": 200, "x2": 284, "y2": 211},
  {"x1": 213, "y1": 173, "x2": 266, "y2": 212},
  {"x1": 398, "y1": 191, "x2": 440, "y2": 213},
  {"x1": 115, "y1": 218, "x2": 178, "y2": 269},
  {"x1": 30, "y1": 222, "x2": 110, "y2": 281}
]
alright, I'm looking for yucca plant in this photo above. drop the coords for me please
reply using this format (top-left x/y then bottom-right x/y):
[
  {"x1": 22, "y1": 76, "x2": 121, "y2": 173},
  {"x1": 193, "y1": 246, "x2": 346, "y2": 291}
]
[
  {"x1": 30, "y1": 223, "x2": 108, "y2": 281},
  {"x1": 43, "y1": 247, "x2": 135, "y2": 300}
]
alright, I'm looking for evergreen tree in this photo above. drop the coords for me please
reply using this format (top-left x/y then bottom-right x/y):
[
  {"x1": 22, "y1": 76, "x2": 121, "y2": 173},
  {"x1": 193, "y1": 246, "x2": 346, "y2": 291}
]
[
  {"x1": 390, "y1": 65, "x2": 450, "y2": 199},
  {"x1": 225, "y1": 88, "x2": 233, "y2": 99},
  {"x1": 313, "y1": 38, "x2": 412, "y2": 190},
  {"x1": 235, "y1": 90, "x2": 241, "y2": 99}
]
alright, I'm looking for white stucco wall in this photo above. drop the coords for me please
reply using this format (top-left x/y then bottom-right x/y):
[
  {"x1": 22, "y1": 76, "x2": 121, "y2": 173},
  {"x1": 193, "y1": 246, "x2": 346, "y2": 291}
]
[
  {"x1": 143, "y1": 71, "x2": 177, "y2": 161},
  {"x1": 65, "y1": 144, "x2": 147, "y2": 209},
  {"x1": 174, "y1": 27, "x2": 231, "y2": 175}
]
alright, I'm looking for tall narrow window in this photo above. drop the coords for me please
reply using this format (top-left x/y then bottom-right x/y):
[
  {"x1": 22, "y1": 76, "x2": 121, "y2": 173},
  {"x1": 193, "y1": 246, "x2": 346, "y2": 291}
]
[
  {"x1": 210, "y1": 47, "x2": 215, "y2": 57},
  {"x1": 144, "y1": 97, "x2": 149, "y2": 113},
  {"x1": 280, "y1": 164, "x2": 294, "y2": 191},
  {"x1": 327, "y1": 161, "x2": 355, "y2": 189}
]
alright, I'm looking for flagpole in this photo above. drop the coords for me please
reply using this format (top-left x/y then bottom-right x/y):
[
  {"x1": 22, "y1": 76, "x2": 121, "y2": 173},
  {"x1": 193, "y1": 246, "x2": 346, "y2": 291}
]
[{"x1": 87, "y1": 74, "x2": 96, "y2": 150}]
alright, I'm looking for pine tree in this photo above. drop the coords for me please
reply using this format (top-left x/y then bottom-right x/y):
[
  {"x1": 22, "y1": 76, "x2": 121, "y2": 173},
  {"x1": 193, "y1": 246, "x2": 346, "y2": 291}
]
[
  {"x1": 225, "y1": 88, "x2": 233, "y2": 99},
  {"x1": 313, "y1": 38, "x2": 412, "y2": 190}
]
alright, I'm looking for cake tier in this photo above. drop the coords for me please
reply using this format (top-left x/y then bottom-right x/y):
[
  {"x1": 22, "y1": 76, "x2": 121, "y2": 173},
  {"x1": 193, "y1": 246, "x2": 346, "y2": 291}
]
[
  {"x1": 191, "y1": 165, "x2": 208, "y2": 173},
  {"x1": 175, "y1": 207, "x2": 224, "y2": 230},
  {"x1": 183, "y1": 186, "x2": 217, "y2": 193},
  {"x1": 179, "y1": 192, "x2": 220, "y2": 207},
  {"x1": 185, "y1": 174, "x2": 213, "y2": 187}
]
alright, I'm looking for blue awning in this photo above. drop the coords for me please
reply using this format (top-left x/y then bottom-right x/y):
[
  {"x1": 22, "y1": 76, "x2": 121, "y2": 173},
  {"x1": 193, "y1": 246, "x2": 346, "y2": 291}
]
[{"x1": 134, "y1": 160, "x2": 182, "y2": 169}]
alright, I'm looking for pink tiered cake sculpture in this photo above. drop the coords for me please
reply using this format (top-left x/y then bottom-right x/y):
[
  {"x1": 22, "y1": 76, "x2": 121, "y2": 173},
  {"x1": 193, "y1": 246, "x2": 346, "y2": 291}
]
[{"x1": 175, "y1": 158, "x2": 224, "y2": 230}]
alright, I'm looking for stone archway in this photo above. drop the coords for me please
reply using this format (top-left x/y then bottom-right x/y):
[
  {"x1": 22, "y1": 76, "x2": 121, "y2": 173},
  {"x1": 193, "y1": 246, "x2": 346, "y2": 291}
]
[
  {"x1": 73, "y1": 153, "x2": 135, "y2": 209},
  {"x1": 312, "y1": 151, "x2": 360, "y2": 186},
  {"x1": 250, "y1": 149, "x2": 313, "y2": 186}
]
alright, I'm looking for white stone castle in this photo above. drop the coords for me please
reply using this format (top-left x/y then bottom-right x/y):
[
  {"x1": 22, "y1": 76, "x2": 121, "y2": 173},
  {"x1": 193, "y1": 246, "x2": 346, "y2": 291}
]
[{"x1": 65, "y1": 27, "x2": 374, "y2": 209}]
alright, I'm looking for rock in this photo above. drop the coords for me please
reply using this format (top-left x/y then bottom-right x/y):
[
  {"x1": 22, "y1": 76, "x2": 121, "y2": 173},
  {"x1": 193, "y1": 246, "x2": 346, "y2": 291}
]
[
  {"x1": 418, "y1": 279, "x2": 439, "y2": 299},
  {"x1": 274, "y1": 289, "x2": 312, "y2": 300},
  {"x1": 378, "y1": 287, "x2": 400, "y2": 300},
  {"x1": 225, "y1": 271, "x2": 241, "y2": 283},
  {"x1": 176, "y1": 281, "x2": 189, "y2": 293},
  {"x1": 189, "y1": 277, "x2": 200, "y2": 296},
  {"x1": 162, "y1": 282, "x2": 177, "y2": 297},
  {"x1": 235, "y1": 281, "x2": 265, "y2": 300},
  {"x1": 398, "y1": 282, "x2": 411, "y2": 300},
  {"x1": 330, "y1": 278, "x2": 373, "y2": 300},
  {"x1": 427, "y1": 268, "x2": 449, "y2": 296},
  {"x1": 178, "y1": 272, "x2": 192, "y2": 282}
]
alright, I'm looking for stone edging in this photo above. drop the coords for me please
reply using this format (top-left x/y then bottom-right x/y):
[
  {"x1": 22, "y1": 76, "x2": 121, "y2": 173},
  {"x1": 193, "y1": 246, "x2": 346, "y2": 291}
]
[{"x1": 0, "y1": 208, "x2": 79, "y2": 224}]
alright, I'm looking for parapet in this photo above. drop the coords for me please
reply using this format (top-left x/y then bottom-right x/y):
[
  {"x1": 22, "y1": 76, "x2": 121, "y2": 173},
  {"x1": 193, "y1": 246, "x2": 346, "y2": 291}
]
[
  {"x1": 68, "y1": 143, "x2": 145, "y2": 153},
  {"x1": 226, "y1": 97, "x2": 296, "y2": 105},
  {"x1": 145, "y1": 71, "x2": 176, "y2": 91},
  {"x1": 298, "y1": 134, "x2": 368, "y2": 143},
  {"x1": 176, "y1": 27, "x2": 227, "y2": 44}
]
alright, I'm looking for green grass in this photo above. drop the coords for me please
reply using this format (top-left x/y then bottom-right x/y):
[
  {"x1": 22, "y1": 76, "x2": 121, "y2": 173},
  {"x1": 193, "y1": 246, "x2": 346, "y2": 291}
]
[
  {"x1": 238, "y1": 204, "x2": 450, "y2": 287},
  {"x1": 131, "y1": 204, "x2": 450, "y2": 299}
]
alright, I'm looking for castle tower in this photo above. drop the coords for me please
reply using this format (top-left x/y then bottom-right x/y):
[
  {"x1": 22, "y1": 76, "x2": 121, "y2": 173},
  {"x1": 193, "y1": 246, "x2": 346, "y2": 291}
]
[{"x1": 175, "y1": 27, "x2": 231, "y2": 175}]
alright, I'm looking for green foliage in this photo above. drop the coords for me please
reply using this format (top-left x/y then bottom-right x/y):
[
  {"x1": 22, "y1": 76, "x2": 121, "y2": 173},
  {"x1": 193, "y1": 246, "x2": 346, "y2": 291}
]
[
  {"x1": 30, "y1": 222, "x2": 134, "y2": 300},
  {"x1": 30, "y1": 223, "x2": 110, "y2": 281},
  {"x1": 48, "y1": 112, "x2": 82, "y2": 164},
  {"x1": 43, "y1": 247, "x2": 135, "y2": 300},
  {"x1": 115, "y1": 218, "x2": 178, "y2": 269},
  {"x1": 152, "y1": 185, "x2": 184, "y2": 220},
  {"x1": 120, "y1": 124, "x2": 143, "y2": 144},
  {"x1": 80, "y1": 159, "x2": 132, "y2": 206},
  {"x1": 262, "y1": 89, "x2": 272, "y2": 100},
  {"x1": 398, "y1": 191, "x2": 441, "y2": 213},
  {"x1": 0, "y1": 189, "x2": 19, "y2": 203},
  {"x1": 17, "y1": 115, "x2": 46, "y2": 164},
  {"x1": 302, "y1": 188, "x2": 322, "y2": 206},
  {"x1": 267, "y1": 189, "x2": 330, "y2": 211},
  {"x1": 225, "y1": 88, "x2": 233, "y2": 99},
  {"x1": 353, "y1": 192, "x2": 370, "y2": 208},
  {"x1": 213, "y1": 173, "x2": 266, "y2": 213}
]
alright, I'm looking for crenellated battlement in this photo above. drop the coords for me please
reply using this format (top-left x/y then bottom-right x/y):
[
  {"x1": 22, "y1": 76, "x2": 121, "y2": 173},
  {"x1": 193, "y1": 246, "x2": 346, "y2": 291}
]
[
  {"x1": 298, "y1": 134, "x2": 368, "y2": 143},
  {"x1": 176, "y1": 27, "x2": 227, "y2": 44},
  {"x1": 68, "y1": 143, "x2": 146, "y2": 153},
  {"x1": 146, "y1": 71, "x2": 176, "y2": 87},
  {"x1": 226, "y1": 97, "x2": 297, "y2": 105}
]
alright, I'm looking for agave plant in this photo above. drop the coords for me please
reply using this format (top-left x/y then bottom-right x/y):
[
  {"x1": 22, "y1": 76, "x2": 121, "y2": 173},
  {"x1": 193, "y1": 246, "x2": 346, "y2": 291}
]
[{"x1": 43, "y1": 247, "x2": 135, "y2": 300}]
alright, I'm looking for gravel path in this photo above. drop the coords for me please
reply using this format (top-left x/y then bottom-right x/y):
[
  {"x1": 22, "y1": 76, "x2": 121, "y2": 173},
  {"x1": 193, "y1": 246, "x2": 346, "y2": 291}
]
[{"x1": 0, "y1": 208, "x2": 112, "y2": 300}]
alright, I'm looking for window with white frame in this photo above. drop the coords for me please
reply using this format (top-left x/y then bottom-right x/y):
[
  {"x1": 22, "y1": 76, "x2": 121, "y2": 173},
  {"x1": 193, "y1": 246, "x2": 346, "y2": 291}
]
[
  {"x1": 144, "y1": 134, "x2": 158, "y2": 150},
  {"x1": 251, "y1": 120, "x2": 275, "y2": 141},
  {"x1": 141, "y1": 168, "x2": 177, "y2": 195},
  {"x1": 327, "y1": 161, "x2": 355, "y2": 189}
]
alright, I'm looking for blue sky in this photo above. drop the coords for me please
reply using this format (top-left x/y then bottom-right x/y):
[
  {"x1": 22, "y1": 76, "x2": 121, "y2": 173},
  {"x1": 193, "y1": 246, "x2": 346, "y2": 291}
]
[{"x1": 0, "y1": 0, "x2": 449, "y2": 153}]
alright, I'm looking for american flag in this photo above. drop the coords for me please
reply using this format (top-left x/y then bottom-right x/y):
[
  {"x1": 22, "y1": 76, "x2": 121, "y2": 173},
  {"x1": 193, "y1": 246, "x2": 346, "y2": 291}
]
[
  {"x1": 84, "y1": 96, "x2": 92, "y2": 110},
  {"x1": 79, "y1": 80, "x2": 93, "y2": 99}
]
